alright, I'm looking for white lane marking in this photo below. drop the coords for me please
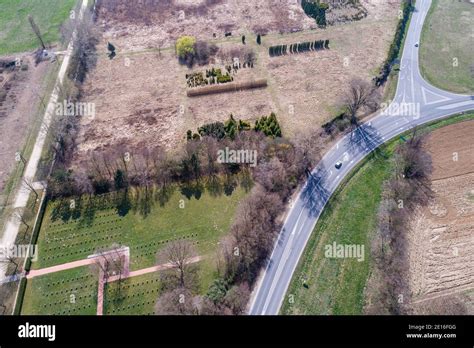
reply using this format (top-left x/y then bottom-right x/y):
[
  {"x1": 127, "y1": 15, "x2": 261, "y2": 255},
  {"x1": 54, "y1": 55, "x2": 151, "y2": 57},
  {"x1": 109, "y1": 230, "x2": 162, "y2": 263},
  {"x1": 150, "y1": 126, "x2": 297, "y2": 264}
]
[
  {"x1": 262, "y1": 208, "x2": 306, "y2": 314},
  {"x1": 438, "y1": 100, "x2": 474, "y2": 110}
]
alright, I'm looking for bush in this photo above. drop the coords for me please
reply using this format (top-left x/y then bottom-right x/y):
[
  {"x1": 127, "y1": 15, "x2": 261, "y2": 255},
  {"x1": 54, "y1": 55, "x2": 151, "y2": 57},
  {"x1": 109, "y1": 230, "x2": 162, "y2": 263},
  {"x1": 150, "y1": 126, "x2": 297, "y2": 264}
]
[
  {"x1": 224, "y1": 114, "x2": 238, "y2": 139},
  {"x1": 176, "y1": 36, "x2": 196, "y2": 58},
  {"x1": 198, "y1": 122, "x2": 226, "y2": 139},
  {"x1": 194, "y1": 40, "x2": 218, "y2": 66},
  {"x1": 254, "y1": 112, "x2": 282, "y2": 138},
  {"x1": 301, "y1": 0, "x2": 328, "y2": 27}
]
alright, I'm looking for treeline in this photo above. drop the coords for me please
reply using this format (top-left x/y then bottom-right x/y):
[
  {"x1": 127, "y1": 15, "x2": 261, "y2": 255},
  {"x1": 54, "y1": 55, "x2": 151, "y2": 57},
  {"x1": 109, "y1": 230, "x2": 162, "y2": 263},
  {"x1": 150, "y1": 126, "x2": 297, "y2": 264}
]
[
  {"x1": 368, "y1": 129, "x2": 432, "y2": 314},
  {"x1": 200, "y1": 134, "x2": 323, "y2": 314},
  {"x1": 269, "y1": 39, "x2": 329, "y2": 57},
  {"x1": 48, "y1": 112, "x2": 282, "y2": 200},
  {"x1": 375, "y1": 0, "x2": 415, "y2": 86},
  {"x1": 44, "y1": 8, "x2": 100, "y2": 187},
  {"x1": 187, "y1": 113, "x2": 282, "y2": 141},
  {"x1": 48, "y1": 135, "x2": 251, "y2": 200}
]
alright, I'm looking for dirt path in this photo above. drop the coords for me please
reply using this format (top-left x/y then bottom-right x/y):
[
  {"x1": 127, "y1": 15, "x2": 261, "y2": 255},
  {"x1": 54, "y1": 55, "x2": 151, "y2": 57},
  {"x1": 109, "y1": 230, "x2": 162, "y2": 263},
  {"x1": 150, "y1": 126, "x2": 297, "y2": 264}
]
[
  {"x1": 26, "y1": 257, "x2": 96, "y2": 279},
  {"x1": 107, "y1": 256, "x2": 202, "y2": 282},
  {"x1": 26, "y1": 255, "x2": 203, "y2": 280}
]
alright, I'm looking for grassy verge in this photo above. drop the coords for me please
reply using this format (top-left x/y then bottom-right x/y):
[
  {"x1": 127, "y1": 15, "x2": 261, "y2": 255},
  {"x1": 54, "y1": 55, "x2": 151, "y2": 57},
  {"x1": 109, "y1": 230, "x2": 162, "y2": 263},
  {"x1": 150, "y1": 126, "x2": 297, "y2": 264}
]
[
  {"x1": 281, "y1": 111, "x2": 474, "y2": 315},
  {"x1": 0, "y1": 0, "x2": 77, "y2": 55},
  {"x1": 419, "y1": 0, "x2": 474, "y2": 94}
]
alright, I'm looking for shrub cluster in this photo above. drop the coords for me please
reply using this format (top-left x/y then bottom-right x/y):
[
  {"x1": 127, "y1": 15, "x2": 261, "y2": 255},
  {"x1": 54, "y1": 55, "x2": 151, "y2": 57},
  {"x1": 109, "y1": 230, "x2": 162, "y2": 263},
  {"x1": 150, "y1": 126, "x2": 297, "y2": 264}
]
[
  {"x1": 301, "y1": 0, "x2": 329, "y2": 27},
  {"x1": 254, "y1": 112, "x2": 282, "y2": 138},
  {"x1": 177, "y1": 36, "x2": 218, "y2": 68},
  {"x1": 188, "y1": 113, "x2": 281, "y2": 141}
]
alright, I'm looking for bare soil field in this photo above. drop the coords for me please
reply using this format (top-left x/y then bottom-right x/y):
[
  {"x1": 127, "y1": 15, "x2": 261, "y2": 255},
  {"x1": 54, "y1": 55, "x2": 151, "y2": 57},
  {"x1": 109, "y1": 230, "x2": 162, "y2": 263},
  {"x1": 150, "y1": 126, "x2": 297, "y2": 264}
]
[
  {"x1": 0, "y1": 55, "x2": 50, "y2": 194},
  {"x1": 407, "y1": 120, "x2": 474, "y2": 314},
  {"x1": 75, "y1": 0, "x2": 400, "y2": 162}
]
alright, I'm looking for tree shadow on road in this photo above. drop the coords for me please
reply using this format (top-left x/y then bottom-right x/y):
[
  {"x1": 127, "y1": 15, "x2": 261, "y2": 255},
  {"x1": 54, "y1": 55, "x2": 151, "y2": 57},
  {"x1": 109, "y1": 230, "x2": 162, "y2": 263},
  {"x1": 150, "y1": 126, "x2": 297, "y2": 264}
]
[
  {"x1": 301, "y1": 167, "x2": 331, "y2": 218},
  {"x1": 346, "y1": 123, "x2": 384, "y2": 157}
]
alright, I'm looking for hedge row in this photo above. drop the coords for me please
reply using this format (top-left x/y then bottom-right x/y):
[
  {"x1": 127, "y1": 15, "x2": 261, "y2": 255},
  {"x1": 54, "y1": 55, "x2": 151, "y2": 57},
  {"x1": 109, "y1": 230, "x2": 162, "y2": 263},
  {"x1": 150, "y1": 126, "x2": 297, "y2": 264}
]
[
  {"x1": 375, "y1": 0, "x2": 415, "y2": 86},
  {"x1": 269, "y1": 39, "x2": 329, "y2": 57},
  {"x1": 187, "y1": 79, "x2": 267, "y2": 97}
]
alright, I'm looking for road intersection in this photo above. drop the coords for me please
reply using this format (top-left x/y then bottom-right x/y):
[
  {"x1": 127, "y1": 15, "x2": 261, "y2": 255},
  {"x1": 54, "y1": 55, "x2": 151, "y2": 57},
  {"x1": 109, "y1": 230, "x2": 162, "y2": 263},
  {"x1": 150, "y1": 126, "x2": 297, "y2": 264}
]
[{"x1": 250, "y1": 0, "x2": 474, "y2": 315}]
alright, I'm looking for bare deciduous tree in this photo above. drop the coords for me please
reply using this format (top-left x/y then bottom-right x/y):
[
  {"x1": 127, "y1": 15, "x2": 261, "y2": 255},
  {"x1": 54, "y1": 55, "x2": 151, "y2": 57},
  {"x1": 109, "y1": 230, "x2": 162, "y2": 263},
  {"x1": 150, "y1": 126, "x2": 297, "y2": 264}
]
[
  {"x1": 157, "y1": 240, "x2": 197, "y2": 289},
  {"x1": 22, "y1": 178, "x2": 39, "y2": 201},
  {"x1": 341, "y1": 78, "x2": 381, "y2": 131}
]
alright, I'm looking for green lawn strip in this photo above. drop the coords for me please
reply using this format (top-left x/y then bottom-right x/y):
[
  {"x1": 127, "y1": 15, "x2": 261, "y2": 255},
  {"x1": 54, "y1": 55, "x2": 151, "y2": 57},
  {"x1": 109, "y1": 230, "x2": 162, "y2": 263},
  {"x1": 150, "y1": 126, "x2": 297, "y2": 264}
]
[
  {"x1": 419, "y1": 0, "x2": 474, "y2": 94},
  {"x1": 281, "y1": 112, "x2": 474, "y2": 315},
  {"x1": 0, "y1": 0, "x2": 77, "y2": 55},
  {"x1": 21, "y1": 265, "x2": 97, "y2": 315}
]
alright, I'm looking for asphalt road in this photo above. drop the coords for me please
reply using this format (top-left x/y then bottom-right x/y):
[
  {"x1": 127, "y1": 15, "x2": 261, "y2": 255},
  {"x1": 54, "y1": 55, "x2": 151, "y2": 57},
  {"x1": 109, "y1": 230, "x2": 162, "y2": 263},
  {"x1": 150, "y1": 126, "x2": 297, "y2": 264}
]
[{"x1": 249, "y1": 0, "x2": 474, "y2": 315}]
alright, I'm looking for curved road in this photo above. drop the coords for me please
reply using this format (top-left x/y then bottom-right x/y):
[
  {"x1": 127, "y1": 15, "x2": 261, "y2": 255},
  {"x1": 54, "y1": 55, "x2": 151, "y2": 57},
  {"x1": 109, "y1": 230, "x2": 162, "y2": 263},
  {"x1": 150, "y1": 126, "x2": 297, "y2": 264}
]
[{"x1": 250, "y1": 0, "x2": 474, "y2": 315}]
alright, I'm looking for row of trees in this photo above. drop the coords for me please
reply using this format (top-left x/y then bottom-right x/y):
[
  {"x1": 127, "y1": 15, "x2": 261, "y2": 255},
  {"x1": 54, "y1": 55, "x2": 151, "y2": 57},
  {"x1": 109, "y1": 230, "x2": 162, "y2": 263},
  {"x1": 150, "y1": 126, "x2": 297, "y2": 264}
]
[
  {"x1": 188, "y1": 113, "x2": 281, "y2": 142},
  {"x1": 369, "y1": 129, "x2": 433, "y2": 314},
  {"x1": 375, "y1": 0, "x2": 415, "y2": 86},
  {"x1": 45, "y1": 7, "x2": 101, "y2": 197},
  {"x1": 47, "y1": 112, "x2": 281, "y2": 202},
  {"x1": 200, "y1": 132, "x2": 323, "y2": 314},
  {"x1": 152, "y1": 128, "x2": 324, "y2": 314},
  {"x1": 47, "y1": 126, "x2": 266, "y2": 199}
]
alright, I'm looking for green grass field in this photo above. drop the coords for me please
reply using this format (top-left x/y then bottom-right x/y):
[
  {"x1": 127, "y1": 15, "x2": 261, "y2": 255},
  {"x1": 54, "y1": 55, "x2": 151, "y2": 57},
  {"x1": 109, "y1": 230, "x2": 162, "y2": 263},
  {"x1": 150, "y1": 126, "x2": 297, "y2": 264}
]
[
  {"x1": 419, "y1": 0, "x2": 474, "y2": 94},
  {"x1": 281, "y1": 112, "x2": 474, "y2": 315},
  {"x1": 0, "y1": 0, "x2": 77, "y2": 55}
]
